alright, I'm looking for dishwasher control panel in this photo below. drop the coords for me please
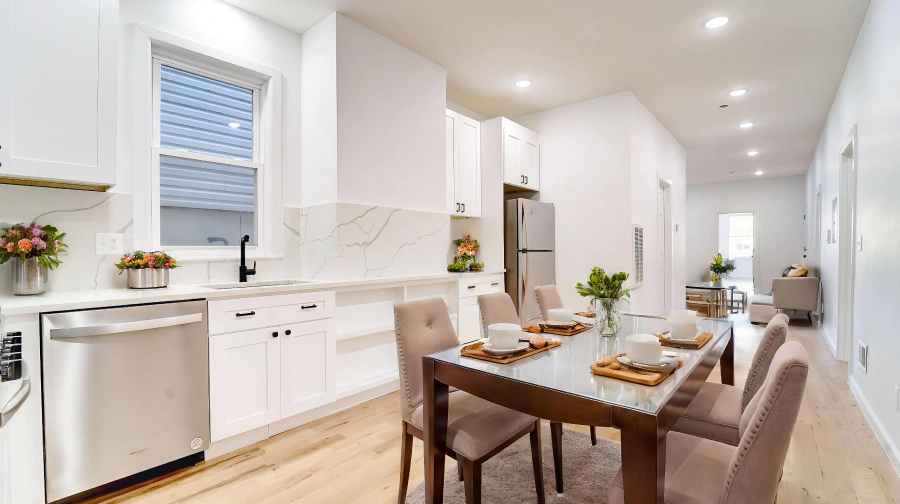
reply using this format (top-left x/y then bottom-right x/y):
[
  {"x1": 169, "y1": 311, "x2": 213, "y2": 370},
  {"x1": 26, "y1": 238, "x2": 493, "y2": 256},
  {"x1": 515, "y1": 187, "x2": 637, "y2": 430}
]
[{"x1": 1, "y1": 331, "x2": 22, "y2": 382}]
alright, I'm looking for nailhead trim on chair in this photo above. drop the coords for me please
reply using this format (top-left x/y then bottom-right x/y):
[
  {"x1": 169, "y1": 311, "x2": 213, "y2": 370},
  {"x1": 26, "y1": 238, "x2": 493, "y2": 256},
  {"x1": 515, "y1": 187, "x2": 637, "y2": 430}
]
[
  {"x1": 742, "y1": 322, "x2": 787, "y2": 411},
  {"x1": 394, "y1": 308, "x2": 415, "y2": 417}
]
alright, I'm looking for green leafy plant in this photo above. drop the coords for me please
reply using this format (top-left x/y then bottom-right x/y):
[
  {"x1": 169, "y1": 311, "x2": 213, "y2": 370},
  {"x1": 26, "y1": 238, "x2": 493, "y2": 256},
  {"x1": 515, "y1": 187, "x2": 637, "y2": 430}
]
[
  {"x1": 447, "y1": 234, "x2": 483, "y2": 272},
  {"x1": 709, "y1": 253, "x2": 736, "y2": 280},
  {"x1": 575, "y1": 267, "x2": 631, "y2": 302},
  {"x1": 116, "y1": 251, "x2": 179, "y2": 270},
  {"x1": 0, "y1": 223, "x2": 67, "y2": 270}
]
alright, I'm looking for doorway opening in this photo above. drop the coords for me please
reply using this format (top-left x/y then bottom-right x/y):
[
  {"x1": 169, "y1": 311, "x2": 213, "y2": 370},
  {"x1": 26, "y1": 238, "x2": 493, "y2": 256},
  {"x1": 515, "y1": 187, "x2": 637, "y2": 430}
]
[
  {"x1": 717, "y1": 212, "x2": 756, "y2": 296},
  {"x1": 657, "y1": 178, "x2": 673, "y2": 314},
  {"x1": 837, "y1": 128, "x2": 857, "y2": 363}
]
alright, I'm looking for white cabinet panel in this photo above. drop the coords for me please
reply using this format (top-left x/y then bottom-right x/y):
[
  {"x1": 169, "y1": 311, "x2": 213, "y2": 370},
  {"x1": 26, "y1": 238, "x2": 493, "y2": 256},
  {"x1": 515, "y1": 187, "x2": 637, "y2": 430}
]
[
  {"x1": 446, "y1": 109, "x2": 481, "y2": 217},
  {"x1": 503, "y1": 127, "x2": 523, "y2": 186},
  {"x1": 0, "y1": 0, "x2": 117, "y2": 189},
  {"x1": 208, "y1": 291, "x2": 335, "y2": 335},
  {"x1": 500, "y1": 118, "x2": 539, "y2": 191},
  {"x1": 280, "y1": 319, "x2": 336, "y2": 418},
  {"x1": 210, "y1": 328, "x2": 280, "y2": 442},
  {"x1": 458, "y1": 297, "x2": 482, "y2": 343}
]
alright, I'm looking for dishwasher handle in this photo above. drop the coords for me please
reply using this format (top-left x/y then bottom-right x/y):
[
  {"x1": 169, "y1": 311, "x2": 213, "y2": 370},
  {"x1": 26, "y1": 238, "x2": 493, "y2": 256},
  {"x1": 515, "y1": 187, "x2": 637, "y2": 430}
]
[{"x1": 49, "y1": 313, "x2": 204, "y2": 340}]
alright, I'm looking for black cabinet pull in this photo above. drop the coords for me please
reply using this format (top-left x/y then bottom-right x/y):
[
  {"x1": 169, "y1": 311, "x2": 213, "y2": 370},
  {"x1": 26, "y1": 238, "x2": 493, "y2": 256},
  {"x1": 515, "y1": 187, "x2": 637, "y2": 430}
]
[
  {"x1": 285, "y1": 329, "x2": 292, "y2": 336},
  {"x1": 301, "y1": 304, "x2": 317, "y2": 310},
  {"x1": 524, "y1": 175, "x2": 529, "y2": 185},
  {"x1": 272, "y1": 331, "x2": 279, "y2": 338},
  {"x1": 456, "y1": 202, "x2": 460, "y2": 212},
  {"x1": 491, "y1": 282, "x2": 500, "y2": 286},
  {"x1": 468, "y1": 285, "x2": 476, "y2": 289},
  {"x1": 236, "y1": 311, "x2": 256, "y2": 317},
  {"x1": 461, "y1": 203, "x2": 465, "y2": 213}
]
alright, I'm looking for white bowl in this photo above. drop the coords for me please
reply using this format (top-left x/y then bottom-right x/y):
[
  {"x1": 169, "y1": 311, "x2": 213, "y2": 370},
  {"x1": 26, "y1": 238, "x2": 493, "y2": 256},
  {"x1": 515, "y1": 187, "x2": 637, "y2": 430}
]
[
  {"x1": 669, "y1": 321, "x2": 698, "y2": 340},
  {"x1": 547, "y1": 308, "x2": 574, "y2": 324},
  {"x1": 668, "y1": 309, "x2": 698, "y2": 324},
  {"x1": 625, "y1": 334, "x2": 662, "y2": 365},
  {"x1": 487, "y1": 323, "x2": 522, "y2": 350}
]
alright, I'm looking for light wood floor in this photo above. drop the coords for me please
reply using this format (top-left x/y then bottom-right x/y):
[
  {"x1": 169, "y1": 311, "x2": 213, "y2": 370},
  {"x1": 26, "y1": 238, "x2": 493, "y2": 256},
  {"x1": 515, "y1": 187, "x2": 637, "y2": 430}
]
[{"x1": 88, "y1": 316, "x2": 900, "y2": 504}]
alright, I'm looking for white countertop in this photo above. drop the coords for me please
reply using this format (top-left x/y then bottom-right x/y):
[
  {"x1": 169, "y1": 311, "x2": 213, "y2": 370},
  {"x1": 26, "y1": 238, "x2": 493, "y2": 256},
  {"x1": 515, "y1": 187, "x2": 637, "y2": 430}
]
[{"x1": 0, "y1": 270, "x2": 505, "y2": 316}]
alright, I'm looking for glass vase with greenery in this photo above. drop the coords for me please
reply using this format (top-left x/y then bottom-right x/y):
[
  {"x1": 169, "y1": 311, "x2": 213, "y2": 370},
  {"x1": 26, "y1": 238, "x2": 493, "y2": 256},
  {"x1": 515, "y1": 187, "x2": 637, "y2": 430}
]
[
  {"x1": 575, "y1": 267, "x2": 631, "y2": 336},
  {"x1": 708, "y1": 253, "x2": 736, "y2": 283}
]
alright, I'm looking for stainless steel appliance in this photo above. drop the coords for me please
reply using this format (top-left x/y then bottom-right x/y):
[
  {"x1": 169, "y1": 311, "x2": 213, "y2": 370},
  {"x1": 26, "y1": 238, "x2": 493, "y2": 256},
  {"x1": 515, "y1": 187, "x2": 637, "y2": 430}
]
[
  {"x1": 505, "y1": 199, "x2": 556, "y2": 325},
  {"x1": 41, "y1": 301, "x2": 209, "y2": 503}
]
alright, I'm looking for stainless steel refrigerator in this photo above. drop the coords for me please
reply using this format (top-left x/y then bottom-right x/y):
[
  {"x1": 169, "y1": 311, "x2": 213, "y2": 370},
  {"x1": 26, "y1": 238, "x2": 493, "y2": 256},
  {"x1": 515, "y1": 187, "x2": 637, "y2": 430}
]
[{"x1": 505, "y1": 199, "x2": 556, "y2": 325}]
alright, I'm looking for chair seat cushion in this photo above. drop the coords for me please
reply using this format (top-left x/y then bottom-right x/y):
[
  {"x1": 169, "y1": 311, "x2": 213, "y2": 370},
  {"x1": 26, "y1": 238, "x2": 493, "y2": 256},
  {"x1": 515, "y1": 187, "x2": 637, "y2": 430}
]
[
  {"x1": 671, "y1": 382, "x2": 742, "y2": 446},
  {"x1": 609, "y1": 432, "x2": 734, "y2": 504},
  {"x1": 410, "y1": 391, "x2": 537, "y2": 460},
  {"x1": 750, "y1": 294, "x2": 773, "y2": 306}
]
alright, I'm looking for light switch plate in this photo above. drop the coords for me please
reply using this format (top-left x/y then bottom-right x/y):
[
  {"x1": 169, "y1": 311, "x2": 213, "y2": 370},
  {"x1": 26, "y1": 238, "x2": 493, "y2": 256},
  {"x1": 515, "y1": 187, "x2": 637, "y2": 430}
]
[
  {"x1": 895, "y1": 385, "x2": 899, "y2": 412},
  {"x1": 96, "y1": 233, "x2": 124, "y2": 255},
  {"x1": 857, "y1": 236, "x2": 863, "y2": 251}
]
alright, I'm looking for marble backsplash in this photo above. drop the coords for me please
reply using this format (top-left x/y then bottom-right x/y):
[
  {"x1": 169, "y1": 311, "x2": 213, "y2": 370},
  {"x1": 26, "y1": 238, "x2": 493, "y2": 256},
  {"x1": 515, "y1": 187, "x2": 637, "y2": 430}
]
[{"x1": 0, "y1": 185, "x2": 453, "y2": 294}]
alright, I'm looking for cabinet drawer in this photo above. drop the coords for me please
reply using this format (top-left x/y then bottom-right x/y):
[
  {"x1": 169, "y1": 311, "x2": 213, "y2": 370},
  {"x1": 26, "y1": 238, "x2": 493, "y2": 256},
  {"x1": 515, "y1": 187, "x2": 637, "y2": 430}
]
[
  {"x1": 459, "y1": 274, "x2": 505, "y2": 299},
  {"x1": 208, "y1": 291, "x2": 335, "y2": 335}
]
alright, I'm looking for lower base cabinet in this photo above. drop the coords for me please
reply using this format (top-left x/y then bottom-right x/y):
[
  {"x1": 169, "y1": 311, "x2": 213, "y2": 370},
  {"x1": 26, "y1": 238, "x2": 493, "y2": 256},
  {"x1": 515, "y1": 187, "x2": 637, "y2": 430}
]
[{"x1": 209, "y1": 318, "x2": 336, "y2": 442}]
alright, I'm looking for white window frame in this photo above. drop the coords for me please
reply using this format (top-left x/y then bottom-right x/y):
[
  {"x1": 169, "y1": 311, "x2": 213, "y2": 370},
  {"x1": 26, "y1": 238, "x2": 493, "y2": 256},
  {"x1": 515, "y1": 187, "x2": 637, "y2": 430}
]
[
  {"x1": 132, "y1": 24, "x2": 283, "y2": 261},
  {"x1": 727, "y1": 214, "x2": 754, "y2": 259}
]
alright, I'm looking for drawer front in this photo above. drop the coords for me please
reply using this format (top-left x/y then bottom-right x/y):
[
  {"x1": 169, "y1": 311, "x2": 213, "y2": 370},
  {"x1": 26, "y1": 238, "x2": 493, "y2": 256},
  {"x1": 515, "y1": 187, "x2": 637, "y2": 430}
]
[
  {"x1": 459, "y1": 274, "x2": 505, "y2": 299},
  {"x1": 209, "y1": 291, "x2": 335, "y2": 335}
]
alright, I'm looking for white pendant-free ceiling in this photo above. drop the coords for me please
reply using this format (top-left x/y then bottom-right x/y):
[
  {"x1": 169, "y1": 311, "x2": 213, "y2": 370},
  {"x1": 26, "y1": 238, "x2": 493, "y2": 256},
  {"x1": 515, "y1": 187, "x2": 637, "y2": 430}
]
[{"x1": 221, "y1": 0, "x2": 870, "y2": 185}]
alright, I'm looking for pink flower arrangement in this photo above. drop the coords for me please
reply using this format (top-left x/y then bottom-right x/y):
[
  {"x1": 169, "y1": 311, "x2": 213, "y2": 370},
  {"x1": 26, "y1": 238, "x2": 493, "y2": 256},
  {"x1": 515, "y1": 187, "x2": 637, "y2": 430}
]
[
  {"x1": 0, "y1": 223, "x2": 67, "y2": 270},
  {"x1": 116, "y1": 251, "x2": 179, "y2": 271}
]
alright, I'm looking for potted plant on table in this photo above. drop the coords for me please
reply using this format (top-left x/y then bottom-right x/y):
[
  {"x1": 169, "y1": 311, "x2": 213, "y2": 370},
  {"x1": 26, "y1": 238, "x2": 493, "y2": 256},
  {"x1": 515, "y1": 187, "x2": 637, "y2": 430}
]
[
  {"x1": 708, "y1": 253, "x2": 736, "y2": 283},
  {"x1": 447, "y1": 234, "x2": 484, "y2": 272},
  {"x1": 0, "y1": 223, "x2": 67, "y2": 295},
  {"x1": 116, "y1": 251, "x2": 179, "y2": 289},
  {"x1": 575, "y1": 267, "x2": 631, "y2": 336}
]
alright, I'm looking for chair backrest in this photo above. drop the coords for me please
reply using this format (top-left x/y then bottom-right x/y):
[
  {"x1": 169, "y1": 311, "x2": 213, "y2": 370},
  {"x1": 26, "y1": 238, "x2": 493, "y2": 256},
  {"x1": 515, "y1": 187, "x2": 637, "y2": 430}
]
[
  {"x1": 772, "y1": 277, "x2": 820, "y2": 311},
  {"x1": 534, "y1": 284, "x2": 564, "y2": 321},
  {"x1": 393, "y1": 298, "x2": 460, "y2": 422},
  {"x1": 477, "y1": 292, "x2": 520, "y2": 336},
  {"x1": 723, "y1": 341, "x2": 808, "y2": 504},
  {"x1": 742, "y1": 314, "x2": 789, "y2": 410}
]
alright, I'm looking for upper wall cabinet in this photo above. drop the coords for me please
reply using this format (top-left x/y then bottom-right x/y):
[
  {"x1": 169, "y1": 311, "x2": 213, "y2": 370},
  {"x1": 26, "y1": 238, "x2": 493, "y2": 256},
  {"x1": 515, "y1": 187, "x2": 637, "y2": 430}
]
[
  {"x1": 0, "y1": 0, "x2": 118, "y2": 191},
  {"x1": 482, "y1": 117, "x2": 539, "y2": 192},
  {"x1": 446, "y1": 109, "x2": 481, "y2": 218}
]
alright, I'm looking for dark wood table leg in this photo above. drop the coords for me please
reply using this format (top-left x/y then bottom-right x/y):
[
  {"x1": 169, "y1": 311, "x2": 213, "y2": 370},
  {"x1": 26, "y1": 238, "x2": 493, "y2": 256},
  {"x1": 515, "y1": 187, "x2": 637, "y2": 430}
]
[
  {"x1": 550, "y1": 421, "x2": 564, "y2": 493},
  {"x1": 423, "y1": 358, "x2": 449, "y2": 504},
  {"x1": 616, "y1": 408, "x2": 665, "y2": 504},
  {"x1": 720, "y1": 326, "x2": 735, "y2": 386}
]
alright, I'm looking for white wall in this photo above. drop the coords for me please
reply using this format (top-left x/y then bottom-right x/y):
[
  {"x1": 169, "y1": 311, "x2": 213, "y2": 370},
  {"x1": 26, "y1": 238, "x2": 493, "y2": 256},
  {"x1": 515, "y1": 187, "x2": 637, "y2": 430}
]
[
  {"x1": 300, "y1": 13, "x2": 337, "y2": 208},
  {"x1": 687, "y1": 177, "x2": 806, "y2": 293},
  {"x1": 517, "y1": 92, "x2": 686, "y2": 315},
  {"x1": 804, "y1": 0, "x2": 900, "y2": 473}
]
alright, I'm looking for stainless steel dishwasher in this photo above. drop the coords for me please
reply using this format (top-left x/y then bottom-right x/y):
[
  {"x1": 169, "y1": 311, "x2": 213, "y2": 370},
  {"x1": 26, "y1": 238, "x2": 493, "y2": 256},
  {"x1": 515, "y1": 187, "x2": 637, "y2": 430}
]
[{"x1": 41, "y1": 300, "x2": 209, "y2": 503}]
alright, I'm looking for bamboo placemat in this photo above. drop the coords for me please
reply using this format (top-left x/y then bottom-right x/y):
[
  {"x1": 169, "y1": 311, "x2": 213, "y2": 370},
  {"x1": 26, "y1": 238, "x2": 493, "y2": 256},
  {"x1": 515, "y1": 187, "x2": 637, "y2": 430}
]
[
  {"x1": 590, "y1": 353, "x2": 684, "y2": 386},
  {"x1": 522, "y1": 323, "x2": 592, "y2": 337},
  {"x1": 461, "y1": 340, "x2": 562, "y2": 364},
  {"x1": 654, "y1": 331, "x2": 713, "y2": 349}
]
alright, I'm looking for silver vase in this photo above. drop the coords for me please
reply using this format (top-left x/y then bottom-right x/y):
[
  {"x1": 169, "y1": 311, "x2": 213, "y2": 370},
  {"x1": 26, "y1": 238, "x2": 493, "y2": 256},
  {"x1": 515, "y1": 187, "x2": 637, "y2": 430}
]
[
  {"x1": 126, "y1": 268, "x2": 170, "y2": 289},
  {"x1": 11, "y1": 257, "x2": 49, "y2": 295}
]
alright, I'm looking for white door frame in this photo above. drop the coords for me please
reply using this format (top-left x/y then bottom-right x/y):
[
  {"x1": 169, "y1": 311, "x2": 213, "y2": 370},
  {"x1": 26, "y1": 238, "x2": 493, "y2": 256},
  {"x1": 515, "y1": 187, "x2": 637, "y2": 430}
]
[
  {"x1": 814, "y1": 183, "x2": 823, "y2": 320},
  {"x1": 658, "y1": 176, "x2": 673, "y2": 314},
  {"x1": 836, "y1": 126, "x2": 858, "y2": 363}
]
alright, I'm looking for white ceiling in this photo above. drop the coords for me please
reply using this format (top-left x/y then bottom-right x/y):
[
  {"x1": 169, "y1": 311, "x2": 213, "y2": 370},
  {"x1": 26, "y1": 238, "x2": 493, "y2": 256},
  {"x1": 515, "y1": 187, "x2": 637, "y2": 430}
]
[{"x1": 221, "y1": 0, "x2": 870, "y2": 185}]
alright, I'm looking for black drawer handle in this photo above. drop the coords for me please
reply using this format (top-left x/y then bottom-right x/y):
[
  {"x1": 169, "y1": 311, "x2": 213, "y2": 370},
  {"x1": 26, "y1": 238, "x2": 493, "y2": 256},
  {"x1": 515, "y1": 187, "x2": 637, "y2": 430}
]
[
  {"x1": 236, "y1": 311, "x2": 256, "y2": 317},
  {"x1": 468, "y1": 285, "x2": 476, "y2": 289},
  {"x1": 491, "y1": 282, "x2": 500, "y2": 286},
  {"x1": 301, "y1": 304, "x2": 317, "y2": 310}
]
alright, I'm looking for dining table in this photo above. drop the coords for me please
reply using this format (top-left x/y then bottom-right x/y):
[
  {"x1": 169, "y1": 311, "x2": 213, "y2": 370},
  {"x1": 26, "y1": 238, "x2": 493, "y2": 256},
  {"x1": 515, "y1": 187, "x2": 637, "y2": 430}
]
[
  {"x1": 686, "y1": 281, "x2": 737, "y2": 318},
  {"x1": 422, "y1": 312, "x2": 735, "y2": 504}
]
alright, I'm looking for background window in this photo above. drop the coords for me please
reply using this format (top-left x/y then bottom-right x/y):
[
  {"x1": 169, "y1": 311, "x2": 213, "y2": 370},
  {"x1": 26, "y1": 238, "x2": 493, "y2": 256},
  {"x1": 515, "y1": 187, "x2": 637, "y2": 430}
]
[
  {"x1": 155, "y1": 61, "x2": 261, "y2": 247},
  {"x1": 727, "y1": 214, "x2": 754, "y2": 258}
]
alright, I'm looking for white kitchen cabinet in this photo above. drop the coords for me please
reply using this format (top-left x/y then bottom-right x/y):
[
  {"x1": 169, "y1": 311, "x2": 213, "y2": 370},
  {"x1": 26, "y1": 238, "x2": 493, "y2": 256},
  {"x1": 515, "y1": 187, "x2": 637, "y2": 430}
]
[
  {"x1": 280, "y1": 318, "x2": 336, "y2": 418},
  {"x1": 0, "y1": 0, "x2": 118, "y2": 190},
  {"x1": 486, "y1": 117, "x2": 540, "y2": 191},
  {"x1": 209, "y1": 327, "x2": 281, "y2": 442},
  {"x1": 446, "y1": 109, "x2": 481, "y2": 217},
  {"x1": 456, "y1": 274, "x2": 505, "y2": 342}
]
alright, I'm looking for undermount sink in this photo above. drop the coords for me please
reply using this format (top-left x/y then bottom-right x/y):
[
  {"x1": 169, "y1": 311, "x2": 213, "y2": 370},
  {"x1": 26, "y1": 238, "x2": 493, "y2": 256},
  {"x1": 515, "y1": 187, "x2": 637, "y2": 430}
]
[{"x1": 202, "y1": 279, "x2": 316, "y2": 290}]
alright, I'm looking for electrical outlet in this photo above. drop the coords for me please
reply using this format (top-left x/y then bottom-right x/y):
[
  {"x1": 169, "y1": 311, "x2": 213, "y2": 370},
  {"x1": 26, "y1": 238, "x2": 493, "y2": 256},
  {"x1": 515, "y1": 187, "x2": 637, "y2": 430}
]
[
  {"x1": 858, "y1": 340, "x2": 868, "y2": 373},
  {"x1": 857, "y1": 236, "x2": 863, "y2": 252},
  {"x1": 895, "y1": 385, "x2": 899, "y2": 412},
  {"x1": 95, "y1": 233, "x2": 124, "y2": 255}
]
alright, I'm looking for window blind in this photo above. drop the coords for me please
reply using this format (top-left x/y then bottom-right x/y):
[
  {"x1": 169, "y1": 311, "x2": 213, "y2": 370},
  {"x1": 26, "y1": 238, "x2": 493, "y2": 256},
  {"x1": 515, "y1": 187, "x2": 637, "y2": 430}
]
[{"x1": 160, "y1": 155, "x2": 255, "y2": 213}]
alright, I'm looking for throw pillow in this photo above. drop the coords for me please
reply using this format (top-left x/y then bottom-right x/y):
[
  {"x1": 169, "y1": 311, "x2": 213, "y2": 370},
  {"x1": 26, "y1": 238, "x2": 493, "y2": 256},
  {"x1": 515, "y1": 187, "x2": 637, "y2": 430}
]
[{"x1": 787, "y1": 268, "x2": 808, "y2": 277}]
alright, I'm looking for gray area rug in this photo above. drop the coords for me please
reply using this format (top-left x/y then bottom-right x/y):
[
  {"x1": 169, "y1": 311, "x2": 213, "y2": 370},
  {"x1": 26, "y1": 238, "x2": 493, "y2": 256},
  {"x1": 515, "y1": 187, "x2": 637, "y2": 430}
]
[{"x1": 400, "y1": 426, "x2": 621, "y2": 503}]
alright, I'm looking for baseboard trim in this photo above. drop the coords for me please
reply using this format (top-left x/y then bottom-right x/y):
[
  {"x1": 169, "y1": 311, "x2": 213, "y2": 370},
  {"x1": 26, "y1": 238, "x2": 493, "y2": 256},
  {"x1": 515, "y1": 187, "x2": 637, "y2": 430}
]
[
  {"x1": 822, "y1": 325, "x2": 838, "y2": 359},
  {"x1": 848, "y1": 376, "x2": 900, "y2": 479}
]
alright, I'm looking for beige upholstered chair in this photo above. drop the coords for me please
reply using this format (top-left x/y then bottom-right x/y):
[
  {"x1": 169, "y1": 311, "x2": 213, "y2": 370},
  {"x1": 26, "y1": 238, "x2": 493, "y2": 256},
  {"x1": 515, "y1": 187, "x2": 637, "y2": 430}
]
[
  {"x1": 609, "y1": 341, "x2": 809, "y2": 503},
  {"x1": 672, "y1": 314, "x2": 789, "y2": 445},
  {"x1": 534, "y1": 284, "x2": 564, "y2": 321},
  {"x1": 477, "y1": 291, "x2": 592, "y2": 494},
  {"x1": 773, "y1": 276, "x2": 820, "y2": 323},
  {"x1": 394, "y1": 298, "x2": 545, "y2": 504}
]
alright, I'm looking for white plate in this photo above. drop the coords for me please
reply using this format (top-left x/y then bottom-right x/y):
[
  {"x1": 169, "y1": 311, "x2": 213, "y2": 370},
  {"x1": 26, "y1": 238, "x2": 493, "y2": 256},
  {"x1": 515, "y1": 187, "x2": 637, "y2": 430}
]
[
  {"x1": 483, "y1": 342, "x2": 530, "y2": 356},
  {"x1": 627, "y1": 355, "x2": 678, "y2": 367}
]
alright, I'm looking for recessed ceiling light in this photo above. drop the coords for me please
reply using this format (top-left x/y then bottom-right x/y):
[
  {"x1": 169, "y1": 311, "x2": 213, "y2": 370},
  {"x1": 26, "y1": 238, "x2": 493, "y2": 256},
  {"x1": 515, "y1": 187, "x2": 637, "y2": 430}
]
[
  {"x1": 739, "y1": 122, "x2": 754, "y2": 129},
  {"x1": 747, "y1": 150, "x2": 759, "y2": 156},
  {"x1": 515, "y1": 79, "x2": 532, "y2": 88},
  {"x1": 755, "y1": 170, "x2": 764, "y2": 175},
  {"x1": 228, "y1": 122, "x2": 241, "y2": 128},
  {"x1": 729, "y1": 89, "x2": 747, "y2": 97},
  {"x1": 704, "y1": 16, "x2": 730, "y2": 29}
]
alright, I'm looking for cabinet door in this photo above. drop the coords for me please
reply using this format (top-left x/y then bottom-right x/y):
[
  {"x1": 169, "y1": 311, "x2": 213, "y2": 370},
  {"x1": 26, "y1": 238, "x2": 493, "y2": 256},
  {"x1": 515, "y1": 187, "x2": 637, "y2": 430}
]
[
  {"x1": 503, "y1": 124, "x2": 524, "y2": 186},
  {"x1": 522, "y1": 135, "x2": 540, "y2": 191},
  {"x1": 446, "y1": 111, "x2": 459, "y2": 214},
  {"x1": 458, "y1": 297, "x2": 483, "y2": 343},
  {"x1": 456, "y1": 115, "x2": 481, "y2": 217},
  {"x1": 280, "y1": 319, "x2": 336, "y2": 419},
  {"x1": 0, "y1": 0, "x2": 117, "y2": 188},
  {"x1": 209, "y1": 328, "x2": 281, "y2": 442}
]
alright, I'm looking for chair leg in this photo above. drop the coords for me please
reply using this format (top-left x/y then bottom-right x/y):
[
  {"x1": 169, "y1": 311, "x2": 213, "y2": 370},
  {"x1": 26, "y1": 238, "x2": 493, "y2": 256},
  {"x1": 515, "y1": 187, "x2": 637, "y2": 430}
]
[
  {"x1": 461, "y1": 457, "x2": 482, "y2": 504},
  {"x1": 807, "y1": 311, "x2": 813, "y2": 324},
  {"x1": 529, "y1": 420, "x2": 546, "y2": 504},
  {"x1": 458, "y1": 460, "x2": 464, "y2": 482},
  {"x1": 550, "y1": 421, "x2": 564, "y2": 493},
  {"x1": 398, "y1": 422, "x2": 413, "y2": 504},
  {"x1": 590, "y1": 426, "x2": 597, "y2": 446}
]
